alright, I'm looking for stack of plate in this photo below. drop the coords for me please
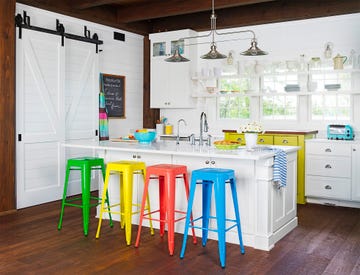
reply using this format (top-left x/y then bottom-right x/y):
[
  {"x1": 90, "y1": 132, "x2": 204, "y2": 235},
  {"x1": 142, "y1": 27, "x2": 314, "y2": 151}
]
[
  {"x1": 324, "y1": 84, "x2": 341, "y2": 91},
  {"x1": 284, "y1": 84, "x2": 300, "y2": 92}
]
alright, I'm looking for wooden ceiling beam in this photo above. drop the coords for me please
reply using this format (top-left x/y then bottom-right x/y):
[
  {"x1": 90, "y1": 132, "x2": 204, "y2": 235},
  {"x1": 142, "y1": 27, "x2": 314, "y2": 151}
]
[
  {"x1": 115, "y1": 0, "x2": 277, "y2": 23},
  {"x1": 71, "y1": 0, "x2": 128, "y2": 10},
  {"x1": 149, "y1": 0, "x2": 360, "y2": 33},
  {"x1": 17, "y1": 0, "x2": 150, "y2": 34}
]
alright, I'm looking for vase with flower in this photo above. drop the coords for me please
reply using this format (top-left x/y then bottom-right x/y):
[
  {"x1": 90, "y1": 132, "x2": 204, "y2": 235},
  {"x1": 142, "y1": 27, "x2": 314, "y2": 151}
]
[{"x1": 239, "y1": 121, "x2": 264, "y2": 150}]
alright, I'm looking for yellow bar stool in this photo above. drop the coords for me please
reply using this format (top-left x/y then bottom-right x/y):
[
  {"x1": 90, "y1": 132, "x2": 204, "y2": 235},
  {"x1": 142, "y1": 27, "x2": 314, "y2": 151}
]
[{"x1": 96, "y1": 160, "x2": 154, "y2": 245}]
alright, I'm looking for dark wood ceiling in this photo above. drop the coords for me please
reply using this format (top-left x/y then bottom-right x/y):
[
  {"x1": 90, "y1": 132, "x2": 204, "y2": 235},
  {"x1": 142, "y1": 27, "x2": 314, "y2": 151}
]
[{"x1": 17, "y1": 0, "x2": 360, "y2": 35}]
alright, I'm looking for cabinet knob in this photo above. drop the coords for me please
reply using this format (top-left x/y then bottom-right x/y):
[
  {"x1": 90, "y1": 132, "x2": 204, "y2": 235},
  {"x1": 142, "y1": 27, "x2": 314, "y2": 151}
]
[
  {"x1": 237, "y1": 138, "x2": 243, "y2": 142},
  {"x1": 282, "y1": 140, "x2": 288, "y2": 144},
  {"x1": 325, "y1": 148, "x2": 332, "y2": 152},
  {"x1": 137, "y1": 155, "x2": 141, "y2": 159},
  {"x1": 353, "y1": 148, "x2": 357, "y2": 151},
  {"x1": 205, "y1": 160, "x2": 210, "y2": 164},
  {"x1": 259, "y1": 138, "x2": 265, "y2": 143},
  {"x1": 210, "y1": 160, "x2": 215, "y2": 165},
  {"x1": 325, "y1": 185, "x2": 332, "y2": 190},
  {"x1": 133, "y1": 155, "x2": 136, "y2": 158},
  {"x1": 325, "y1": 164, "x2": 332, "y2": 169}
]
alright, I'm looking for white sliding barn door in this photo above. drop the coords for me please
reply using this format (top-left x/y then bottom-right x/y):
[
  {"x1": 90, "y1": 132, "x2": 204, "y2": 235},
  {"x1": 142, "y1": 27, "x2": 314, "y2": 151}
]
[
  {"x1": 16, "y1": 31, "x2": 100, "y2": 208},
  {"x1": 16, "y1": 30, "x2": 65, "y2": 208},
  {"x1": 64, "y1": 39, "x2": 100, "y2": 195}
]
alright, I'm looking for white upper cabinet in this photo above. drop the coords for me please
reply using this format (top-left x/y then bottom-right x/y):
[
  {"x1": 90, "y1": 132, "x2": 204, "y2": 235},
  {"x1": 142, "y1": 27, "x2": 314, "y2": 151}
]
[{"x1": 150, "y1": 29, "x2": 197, "y2": 108}]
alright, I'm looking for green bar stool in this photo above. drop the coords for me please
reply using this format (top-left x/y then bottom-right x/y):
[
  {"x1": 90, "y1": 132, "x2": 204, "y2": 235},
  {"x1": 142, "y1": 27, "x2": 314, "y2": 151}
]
[{"x1": 58, "y1": 157, "x2": 113, "y2": 236}]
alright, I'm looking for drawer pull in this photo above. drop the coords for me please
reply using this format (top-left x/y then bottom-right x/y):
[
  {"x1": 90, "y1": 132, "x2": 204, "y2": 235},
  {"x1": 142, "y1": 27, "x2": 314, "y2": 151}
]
[
  {"x1": 282, "y1": 140, "x2": 288, "y2": 144},
  {"x1": 237, "y1": 138, "x2": 243, "y2": 142},
  {"x1": 325, "y1": 185, "x2": 332, "y2": 190},
  {"x1": 325, "y1": 164, "x2": 332, "y2": 169},
  {"x1": 354, "y1": 148, "x2": 357, "y2": 152},
  {"x1": 259, "y1": 138, "x2": 265, "y2": 143},
  {"x1": 210, "y1": 160, "x2": 215, "y2": 165},
  {"x1": 132, "y1": 155, "x2": 136, "y2": 158},
  {"x1": 325, "y1": 148, "x2": 332, "y2": 152},
  {"x1": 205, "y1": 160, "x2": 210, "y2": 164}
]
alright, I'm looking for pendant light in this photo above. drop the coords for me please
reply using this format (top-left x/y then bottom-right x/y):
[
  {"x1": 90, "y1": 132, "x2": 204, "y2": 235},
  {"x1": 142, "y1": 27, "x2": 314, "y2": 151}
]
[
  {"x1": 168, "y1": 0, "x2": 268, "y2": 62},
  {"x1": 240, "y1": 38, "x2": 268, "y2": 56},
  {"x1": 165, "y1": 47, "x2": 190, "y2": 62},
  {"x1": 200, "y1": 0, "x2": 226, "y2": 59}
]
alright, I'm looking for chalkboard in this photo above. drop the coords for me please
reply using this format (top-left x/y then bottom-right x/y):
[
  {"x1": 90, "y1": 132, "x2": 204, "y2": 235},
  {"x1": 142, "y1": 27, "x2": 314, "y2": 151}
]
[{"x1": 101, "y1": 73, "x2": 125, "y2": 118}]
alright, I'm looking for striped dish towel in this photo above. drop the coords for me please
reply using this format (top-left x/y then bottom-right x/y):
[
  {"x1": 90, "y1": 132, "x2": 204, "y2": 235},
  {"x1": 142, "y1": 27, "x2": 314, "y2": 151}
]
[{"x1": 273, "y1": 149, "x2": 287, "y2": 188}]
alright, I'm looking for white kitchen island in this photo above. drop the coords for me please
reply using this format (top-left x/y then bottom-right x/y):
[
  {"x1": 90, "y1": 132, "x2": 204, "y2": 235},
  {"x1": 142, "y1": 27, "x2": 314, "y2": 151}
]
[{"x1": 64, "y1": 140, "x2": 299, "y2": 251}]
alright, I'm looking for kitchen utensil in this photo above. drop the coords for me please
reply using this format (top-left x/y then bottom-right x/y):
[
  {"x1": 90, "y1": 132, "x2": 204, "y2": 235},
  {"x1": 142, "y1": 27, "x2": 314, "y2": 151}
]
[{"x1": 333, "y1": 54, "x2": 347, "y2": 70}]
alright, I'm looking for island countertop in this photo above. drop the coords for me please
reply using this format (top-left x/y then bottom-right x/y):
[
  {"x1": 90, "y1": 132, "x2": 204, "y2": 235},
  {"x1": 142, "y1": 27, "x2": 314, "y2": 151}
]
[
  {"x1": 222, "y1": 129, "x2": 319, "y2": 135},
  {"x1": 64, "y1": 140, "x2": 299, "y2": 160}
]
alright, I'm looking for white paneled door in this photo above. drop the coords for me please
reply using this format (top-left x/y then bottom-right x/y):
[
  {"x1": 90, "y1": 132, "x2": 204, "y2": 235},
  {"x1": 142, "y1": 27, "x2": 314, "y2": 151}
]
[
  {"x1": 16, "y1": 30, "x2": 99, "y2": 208},
  {"x1": 16, "y1": 29, "x2": 65, "y2": 208},
  {"x1": 64, "y1": 39, "x2": 99, "y2": 195}
]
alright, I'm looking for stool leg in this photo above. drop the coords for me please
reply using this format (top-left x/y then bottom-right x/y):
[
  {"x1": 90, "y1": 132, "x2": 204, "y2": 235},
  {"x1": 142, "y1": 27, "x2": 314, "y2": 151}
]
[
  {"x1": 81, "y1": 162, "x2": 91, "y2": 236},
  {"x1": 123, "y1": 170, "x2": 134, "y2": 246},
  {"x1": 180, "y1": 177, "x2": 197, "y2": 259},
  {"x1": 230, "y1": 178, "x2": 245, "y2": 254},
  {"x1": 214, "y1": 178, "x2": 226, "y2": 268},
  {"x1": 183, "y1": 173, "x2": 197, "y2": 245},
  {"x1": 166, "y1": 174, "x2": 176, "y2": 256},
  {"x1": 101, "y1": 163, "x2": 113, "y2": 227},
  {"x1": 135, "y1": 172, "x2": 151, "y2": 248},
  {"x1": 142, "y1": 170, "x2": 154, "y2": 235},
  {"x1": 202, "y1": 180, "x2": 212, "y2": 246},
  {"x1": 96, "y1": 167, "x2": 111, "y2": 238},
  {"x1": 58, "y1": 163, "x2": 71, "y2": 230},
  {"x1": 119, "y1": 172, "x2": 125, "y2": 229},
  {"x1": 159, "y1": 175, "x2": 166, "y2": 237}
]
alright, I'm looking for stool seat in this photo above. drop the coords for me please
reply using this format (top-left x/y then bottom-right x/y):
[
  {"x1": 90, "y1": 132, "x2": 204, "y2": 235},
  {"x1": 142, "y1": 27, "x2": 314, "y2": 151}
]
[
  {"x1": 58, "y1": 157, "x2": 113, "y2": 236},
  {"x1": 180, "y1": 167, "x2": 245, "y2": 268},
  {"x1": 135, "y1": 164, "x2": 197, "y2": 256},
  {"x1": 96, "y1": 160, "x2": 154, "y2": 245}
]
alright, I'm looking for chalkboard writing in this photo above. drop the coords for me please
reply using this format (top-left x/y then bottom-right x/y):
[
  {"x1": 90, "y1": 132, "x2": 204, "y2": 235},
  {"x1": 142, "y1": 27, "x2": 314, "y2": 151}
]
[{"x1": 101, "y1": 73, "x2": 125, "y2": 118}]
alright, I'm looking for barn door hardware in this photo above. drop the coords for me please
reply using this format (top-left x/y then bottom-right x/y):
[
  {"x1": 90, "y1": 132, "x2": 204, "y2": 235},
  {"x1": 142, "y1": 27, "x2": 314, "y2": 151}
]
[{"x1": 15, "y1": 11, "x2": 103, "y2": 52}]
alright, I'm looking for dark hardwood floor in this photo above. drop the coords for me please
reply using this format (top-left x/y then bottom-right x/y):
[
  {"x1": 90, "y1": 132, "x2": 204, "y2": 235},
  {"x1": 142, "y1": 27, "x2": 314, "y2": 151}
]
[{"x1": 1, "y1": 199, "x2": 359, "y2": 274}]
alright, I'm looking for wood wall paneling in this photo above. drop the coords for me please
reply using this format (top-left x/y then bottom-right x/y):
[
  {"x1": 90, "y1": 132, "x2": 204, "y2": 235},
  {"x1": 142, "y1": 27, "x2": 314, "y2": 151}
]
[{"x1": 0, "y1": 0, "x2": 16, "y2": 213}]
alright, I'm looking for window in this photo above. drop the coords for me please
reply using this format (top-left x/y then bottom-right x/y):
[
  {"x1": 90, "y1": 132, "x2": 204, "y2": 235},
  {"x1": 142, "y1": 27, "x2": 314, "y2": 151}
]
[
  {"x1": 262, "y1": 95, "x2": 297, "y2": 120},
  {"x1": 311, "y1": 94, "x2": 351, "y2": 120},
  {"x1": 217, "y1": 77, "x2": 250, "y2": 119},
  {"x1": 218, "y1": 96, "x2": 250, "y2": 119}
]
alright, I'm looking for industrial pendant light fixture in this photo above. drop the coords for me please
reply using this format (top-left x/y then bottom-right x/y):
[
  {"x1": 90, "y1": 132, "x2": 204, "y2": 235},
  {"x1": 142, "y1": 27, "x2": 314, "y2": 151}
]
[
  {"x1": 165, "y1": 47, "x2": 190, "y2": 62},
  {"x1": 166, "y1": 0, "x2": 268, "y2": 62},
  {"x1": 200, "y1": 0, "x2": 227, "y2": 59}
]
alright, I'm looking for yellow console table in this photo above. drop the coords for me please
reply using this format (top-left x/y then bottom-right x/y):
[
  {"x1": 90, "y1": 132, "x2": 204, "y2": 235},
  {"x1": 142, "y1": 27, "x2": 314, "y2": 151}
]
[{"x1": 223, "y1": 130, "x2": 318, "y2": 204}]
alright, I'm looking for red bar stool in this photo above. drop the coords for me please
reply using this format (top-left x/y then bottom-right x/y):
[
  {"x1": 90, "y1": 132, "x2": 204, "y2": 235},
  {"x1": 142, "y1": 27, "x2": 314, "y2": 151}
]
[{"x1": 135, "y1": 164, "x2": 197, "y2": 255}]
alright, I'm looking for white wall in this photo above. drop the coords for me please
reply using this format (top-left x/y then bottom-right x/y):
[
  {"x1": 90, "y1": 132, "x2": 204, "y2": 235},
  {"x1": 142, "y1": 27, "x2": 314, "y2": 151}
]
[
  {"x1": 16, "y1": 4, "x2": 144, "y2": 139},
  {"x1": 161, "y1": 13, "x2": 360, "y2": 139}
]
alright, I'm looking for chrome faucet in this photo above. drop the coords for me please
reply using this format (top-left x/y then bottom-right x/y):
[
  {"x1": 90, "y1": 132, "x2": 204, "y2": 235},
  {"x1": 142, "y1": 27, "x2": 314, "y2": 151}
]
[
  {"x1": 176, "y1": 118, "x2": 187, "y2": 144},
  {"x1": 199, "y1": 112, "x2": 208, "y2": 146}
]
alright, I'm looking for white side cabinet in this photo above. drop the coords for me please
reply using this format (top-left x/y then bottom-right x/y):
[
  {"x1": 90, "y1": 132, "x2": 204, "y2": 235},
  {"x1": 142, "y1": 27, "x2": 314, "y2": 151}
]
[
  {"x1": 149, "y1": 29, "x2": 197, "y2": 108},
  {"x1": 305, "y1": 139, "x2": 360, "y2": 207},
  {"x1": 352, "y1": 144, "x2": 360, "y2": 202}
]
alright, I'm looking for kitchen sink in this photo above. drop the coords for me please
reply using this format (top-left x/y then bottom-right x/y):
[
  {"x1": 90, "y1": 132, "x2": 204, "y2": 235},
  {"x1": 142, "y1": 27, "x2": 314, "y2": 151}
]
[{"x1": 160, "y1": 135, "x2": 190, "y2": 142}]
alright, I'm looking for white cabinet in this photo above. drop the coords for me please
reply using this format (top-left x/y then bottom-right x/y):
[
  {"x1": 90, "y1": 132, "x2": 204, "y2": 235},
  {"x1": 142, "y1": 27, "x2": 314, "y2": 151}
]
[
  {"x1": 305, "y1": 139, "x2": 360, "y2": 207},
  {"x1": 150, "y1": 29, "x2": 197, "y2": 108},
  {"x1": 352, "y1": 144, "x2": 360, "y2": 202}
]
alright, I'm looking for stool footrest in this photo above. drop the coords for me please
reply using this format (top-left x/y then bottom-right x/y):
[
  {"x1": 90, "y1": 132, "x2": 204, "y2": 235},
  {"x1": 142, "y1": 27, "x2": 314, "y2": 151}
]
[
  {"x1": 141, "y1": 209, "x2": 187, "y2": 223},
  {"x1": 187, "y1": 216, "x2": 239, "y2": 233}
]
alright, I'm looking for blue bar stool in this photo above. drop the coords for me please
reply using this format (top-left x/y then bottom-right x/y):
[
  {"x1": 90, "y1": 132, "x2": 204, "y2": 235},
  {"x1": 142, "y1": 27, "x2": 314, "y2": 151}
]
[{"x1": 180, "y1": 168, "x2": 245, "y2": 268}]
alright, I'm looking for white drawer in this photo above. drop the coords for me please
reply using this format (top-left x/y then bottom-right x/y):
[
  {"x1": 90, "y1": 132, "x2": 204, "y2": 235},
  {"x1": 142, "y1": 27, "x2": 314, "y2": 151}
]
[
  {"x1": 306, "y1": 175, "x2": 351, "y2": 200},
  {"x1": 306, "y1": 156, "x2": 351, "y2": 177},
  {"x1": 306, "y1": 142, "x2": 351, "y2": 156}
]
